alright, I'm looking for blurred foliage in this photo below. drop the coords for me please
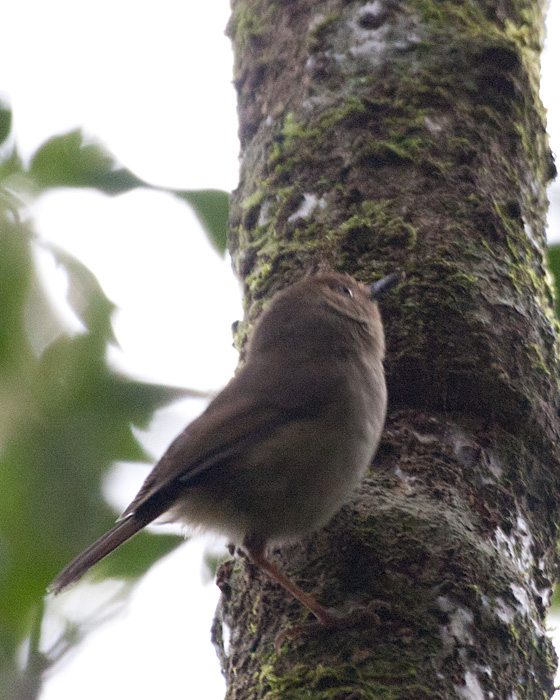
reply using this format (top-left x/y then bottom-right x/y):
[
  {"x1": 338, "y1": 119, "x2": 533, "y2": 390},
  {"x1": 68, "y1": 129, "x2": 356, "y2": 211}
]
[
  {"x1": 1, "y1": 89, "x2": 558, "y2": 698},
  {"x1": 30, "y1": 129, "x2": 229, "y2": 253},
  {"x1": 0, "y1": 102, "x2": 229, "y2": 698}
]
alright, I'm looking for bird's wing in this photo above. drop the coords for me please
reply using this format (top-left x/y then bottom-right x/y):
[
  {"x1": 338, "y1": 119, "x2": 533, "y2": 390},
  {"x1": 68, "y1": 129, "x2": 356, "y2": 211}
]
[
  {"x1": 120, "y1": 359, "x2": 335, "y2": 518},
  {"x1": 49, "y1": 377, "x2": 284, "y2": 594}
]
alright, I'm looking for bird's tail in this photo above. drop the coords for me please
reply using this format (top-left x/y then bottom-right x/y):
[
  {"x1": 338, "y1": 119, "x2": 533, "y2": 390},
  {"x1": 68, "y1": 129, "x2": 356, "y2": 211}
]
[{"x1": 49, "y1": 515, "x2": 147, "y2": 594}]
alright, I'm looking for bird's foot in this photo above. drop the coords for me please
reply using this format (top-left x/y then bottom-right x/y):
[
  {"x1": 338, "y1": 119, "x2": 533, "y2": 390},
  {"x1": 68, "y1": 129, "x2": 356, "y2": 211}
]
[{"x1": 274, "y1": 601, "x2": 389, "y2": 653}]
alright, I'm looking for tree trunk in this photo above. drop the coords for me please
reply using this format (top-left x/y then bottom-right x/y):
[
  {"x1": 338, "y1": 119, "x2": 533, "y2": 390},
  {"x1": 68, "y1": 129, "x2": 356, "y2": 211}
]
[{"x1": 213, "y1": 0, "x2": 560, "y2": 697}]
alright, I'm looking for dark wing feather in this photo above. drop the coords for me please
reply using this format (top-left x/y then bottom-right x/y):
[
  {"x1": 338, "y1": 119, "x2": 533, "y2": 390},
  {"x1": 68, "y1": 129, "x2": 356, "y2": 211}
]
[
  {"x1": 120, "y1": 357, "x2": 338, "y2": 518},
  {"x1": 121, "y1": 396, "x2": 286, "y2": 517}
]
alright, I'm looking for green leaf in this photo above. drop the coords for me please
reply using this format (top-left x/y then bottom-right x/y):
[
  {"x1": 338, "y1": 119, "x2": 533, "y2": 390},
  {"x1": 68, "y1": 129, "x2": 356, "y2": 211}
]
[
  {"x1": 0, "y1": 149, "x2": 24, "y2": 185},
  {"x1": 0, "y1": 213, "x2": 34, "y2": 367},
  {"x1": 0, "y1": 101, "x2": 12, "y2": 146},
  {"x1": 173, "y1": 188, "x2": 229, "y2": 255},
  {"x1": 43, "y1": 241, "x2": 118, "y2": 343},
  {"x1": 29, "y1": 129, "x2": 144, "y2": 193},
  {"x1": 30, "y1": 129, "x2": 229, "y2": 255},
  {"x1": 28, "y1": 130, "x2": 230, "y2": 253}
]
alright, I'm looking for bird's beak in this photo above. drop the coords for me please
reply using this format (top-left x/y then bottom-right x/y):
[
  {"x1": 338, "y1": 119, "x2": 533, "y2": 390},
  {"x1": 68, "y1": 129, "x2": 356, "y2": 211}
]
[{"x1": 370, "y1": 272, "x2": 403, "y2": 300}]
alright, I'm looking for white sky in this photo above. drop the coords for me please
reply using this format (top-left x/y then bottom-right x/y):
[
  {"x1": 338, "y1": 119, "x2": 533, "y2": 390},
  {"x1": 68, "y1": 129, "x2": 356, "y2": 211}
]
[{"x1": 1, "y1": 1, "x2": 559, "y2": 698}]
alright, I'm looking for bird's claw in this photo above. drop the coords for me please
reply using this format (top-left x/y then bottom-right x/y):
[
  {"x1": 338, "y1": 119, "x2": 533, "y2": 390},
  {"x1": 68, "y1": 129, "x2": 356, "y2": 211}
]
[{"x1": 274, "y1": 604, "x2": 385, "y2": 654}]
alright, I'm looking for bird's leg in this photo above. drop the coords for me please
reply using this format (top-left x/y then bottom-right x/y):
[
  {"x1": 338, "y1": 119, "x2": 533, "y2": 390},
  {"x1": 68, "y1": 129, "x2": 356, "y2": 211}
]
[
  {"x1": 243, "y1": 534, "x2": 338, "y2": 626},
  {"x1": 243, "y1": 534, "x2": 383, "y2": 651},
  {"x1": 247, "y1": 550, "x2": 337, "y2": 625}
]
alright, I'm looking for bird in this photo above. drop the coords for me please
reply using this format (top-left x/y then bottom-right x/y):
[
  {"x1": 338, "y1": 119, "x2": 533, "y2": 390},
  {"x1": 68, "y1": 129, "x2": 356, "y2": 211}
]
[{"x1": 50, "y1": 270, "x2": 399, "y2": 628}]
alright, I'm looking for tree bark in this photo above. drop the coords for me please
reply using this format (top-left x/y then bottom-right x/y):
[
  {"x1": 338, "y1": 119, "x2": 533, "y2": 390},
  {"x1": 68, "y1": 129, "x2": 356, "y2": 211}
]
[{"x1": 213, "y1": 0, "x2": 560, "y2": 697}]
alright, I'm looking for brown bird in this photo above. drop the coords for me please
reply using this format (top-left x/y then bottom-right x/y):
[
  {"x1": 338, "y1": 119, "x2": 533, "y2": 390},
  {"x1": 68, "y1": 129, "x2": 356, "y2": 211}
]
[{"x1": 50, "y1": 271, "x2": 399, "y2": 627}]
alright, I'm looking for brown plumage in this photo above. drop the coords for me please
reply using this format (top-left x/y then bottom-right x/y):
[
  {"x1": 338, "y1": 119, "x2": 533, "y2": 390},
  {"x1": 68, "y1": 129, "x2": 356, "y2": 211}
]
[{"x1": 50, "y1": 271, "x2": 399, "y2": 625}]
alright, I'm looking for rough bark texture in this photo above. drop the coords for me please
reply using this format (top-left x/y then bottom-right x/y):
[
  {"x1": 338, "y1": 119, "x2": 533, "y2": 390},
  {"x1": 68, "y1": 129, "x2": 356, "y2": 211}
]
[{"x1": 212, "y1": 0, "x2": 560, "y2": 698}]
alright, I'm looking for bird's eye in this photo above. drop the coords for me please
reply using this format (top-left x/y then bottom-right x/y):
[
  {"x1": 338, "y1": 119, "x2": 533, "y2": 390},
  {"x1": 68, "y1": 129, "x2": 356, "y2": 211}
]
[{"x1": 338, "y1": 285, "x2": 353, "y2": 297}]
